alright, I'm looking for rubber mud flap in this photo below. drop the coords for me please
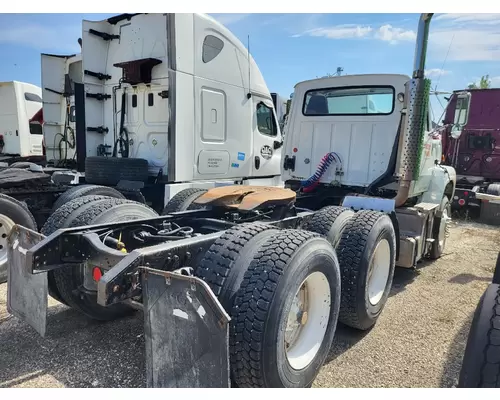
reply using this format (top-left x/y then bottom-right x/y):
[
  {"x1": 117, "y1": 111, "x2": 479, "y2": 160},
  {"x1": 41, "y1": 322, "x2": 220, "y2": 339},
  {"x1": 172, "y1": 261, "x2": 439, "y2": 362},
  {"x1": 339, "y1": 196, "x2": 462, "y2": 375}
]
[
  {"x1": 7, "y1": 225, "x2": 48, "y2": 337},
  {"x1": 142, "y1": 268, "x2": 231, "y2": 388}
]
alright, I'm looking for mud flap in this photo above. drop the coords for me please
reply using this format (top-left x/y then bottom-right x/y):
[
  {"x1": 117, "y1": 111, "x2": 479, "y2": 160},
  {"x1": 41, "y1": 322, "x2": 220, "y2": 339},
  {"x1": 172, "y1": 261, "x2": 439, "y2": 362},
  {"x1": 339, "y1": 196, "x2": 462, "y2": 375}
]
[
  {"x1": 6, "y1": 225, "x2": 48, "y2": 337},
  {"x1": 142, "y1": 268, "x2": 231, "y2": 388}
]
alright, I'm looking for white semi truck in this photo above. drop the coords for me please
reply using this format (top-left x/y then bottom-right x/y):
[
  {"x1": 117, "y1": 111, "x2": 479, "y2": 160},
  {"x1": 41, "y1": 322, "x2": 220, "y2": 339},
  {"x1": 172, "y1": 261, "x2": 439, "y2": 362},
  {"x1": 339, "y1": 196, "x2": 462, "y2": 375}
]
[
  {"x1": 6, "y1": 12, "x2": 462, "y2": 388},
  {"x1": 0, "y1": 81, "x2": 45, "y2": 162}
]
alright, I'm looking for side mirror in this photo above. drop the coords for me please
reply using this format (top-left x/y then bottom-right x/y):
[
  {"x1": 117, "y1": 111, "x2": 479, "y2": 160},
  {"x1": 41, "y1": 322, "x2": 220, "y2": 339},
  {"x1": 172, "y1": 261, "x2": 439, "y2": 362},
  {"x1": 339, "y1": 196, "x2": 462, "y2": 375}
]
[
  {"x1": 273, "y1": 140, "x2": 283, "y2": 150},
  {"x1": 451, "y1": 92, "x2": 471, "y2": 139}
]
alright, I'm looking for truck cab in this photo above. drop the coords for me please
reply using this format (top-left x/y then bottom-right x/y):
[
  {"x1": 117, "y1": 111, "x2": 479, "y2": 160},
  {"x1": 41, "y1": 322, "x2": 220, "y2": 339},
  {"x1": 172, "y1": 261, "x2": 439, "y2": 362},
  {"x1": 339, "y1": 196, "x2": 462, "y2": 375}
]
[
  {"x1": 441, "y1": 88, "x2": 500, "y2": 207},
  {"x1": 281, "y1": 73, "x2": 449, "y2": 209},
  {"x1": 0, "y1": 81, "x2": 45, "y2": 161},
  {"x1": 40, "y1": 13, "x2": 284, "y2": 205},
  {"x1": 40, "y1": 53, "x2": 81, "y2": 167}
]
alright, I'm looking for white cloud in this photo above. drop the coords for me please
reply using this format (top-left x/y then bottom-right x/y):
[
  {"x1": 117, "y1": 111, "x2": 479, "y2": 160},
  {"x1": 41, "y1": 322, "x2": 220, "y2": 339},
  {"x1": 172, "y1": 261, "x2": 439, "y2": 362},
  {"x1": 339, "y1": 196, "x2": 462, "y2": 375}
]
[
  {"x1": 429, "y1": 28, "x2": 500, "y2": 61},
  {"x1": 435, "y1": 13, "x2": 500, "y2": 25},
  {"x1": 296, "y1": 24, "x2": 373, "y2": 39},
  {"x1": 293, "y1": 23, "x2": 415, "y2": 44},
  {"x1": 375, "y1": 24, "x2": 416, "y2": 43},
  {"x1": 428, "y1": 13, "x2": 500, "y2": 62},
  {"x1": 210, "y1": 13, "x2": 250, "y2": 26},
  {"x1": 0, "y1": 24, "x2": 80, "y2": 53},
  {"x1": 425, "y1": 68, "x2": 451, "y2": 78}
]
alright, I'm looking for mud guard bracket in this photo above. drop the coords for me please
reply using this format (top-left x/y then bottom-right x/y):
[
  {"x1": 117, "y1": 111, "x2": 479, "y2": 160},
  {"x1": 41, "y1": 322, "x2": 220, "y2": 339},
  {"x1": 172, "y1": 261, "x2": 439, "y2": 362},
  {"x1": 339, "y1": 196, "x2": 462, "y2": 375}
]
[
  {"x1": 142, "y1": 268, "x2": 231, "y2": 388},
  {"x1": 7, "y1": 225, "x2": 48, "y2": 337},
  {"x1": 341, "y1": 195, "x2": 396, "y2": 213}
]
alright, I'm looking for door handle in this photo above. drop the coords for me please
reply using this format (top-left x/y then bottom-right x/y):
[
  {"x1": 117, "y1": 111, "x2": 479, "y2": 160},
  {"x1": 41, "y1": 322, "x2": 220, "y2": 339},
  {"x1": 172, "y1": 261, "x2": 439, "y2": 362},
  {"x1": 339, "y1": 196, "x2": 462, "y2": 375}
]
[{"x1": 254, "y1": 156, "x2": 260, "y2": 170}]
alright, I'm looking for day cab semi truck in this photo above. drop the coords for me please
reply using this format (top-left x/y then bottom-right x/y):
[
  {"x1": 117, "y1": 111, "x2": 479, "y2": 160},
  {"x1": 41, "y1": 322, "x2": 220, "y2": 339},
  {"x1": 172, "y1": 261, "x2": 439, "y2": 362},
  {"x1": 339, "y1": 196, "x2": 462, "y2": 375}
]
[
  {"x1": 441, "y1": 88, "x2": 500, "y2": 221},
  {"x1": 6, "y1": 13, "x2": 458, "y2": 388}
]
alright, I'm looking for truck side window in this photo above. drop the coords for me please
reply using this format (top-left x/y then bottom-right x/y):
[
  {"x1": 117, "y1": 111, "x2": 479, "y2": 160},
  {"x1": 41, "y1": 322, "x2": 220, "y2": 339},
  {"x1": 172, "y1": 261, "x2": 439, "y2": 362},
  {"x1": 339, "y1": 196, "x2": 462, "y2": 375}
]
[
  {"x1": 256, "y1": 102, "x2": 277, "y2": 137},
  {"x1": 24, "y1": 92, "x2": 42, "y2": 103},
  {"x1": 202, "y1": 35, "x2": 224, "y2": 63}
]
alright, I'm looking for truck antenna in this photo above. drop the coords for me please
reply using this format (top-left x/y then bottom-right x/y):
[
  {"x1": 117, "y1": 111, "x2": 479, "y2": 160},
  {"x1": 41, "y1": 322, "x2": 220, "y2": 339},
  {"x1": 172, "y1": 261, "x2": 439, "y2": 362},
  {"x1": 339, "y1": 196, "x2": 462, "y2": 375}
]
[{"x1": 247, "y1": 35, "x2": 252, "y2": 99}]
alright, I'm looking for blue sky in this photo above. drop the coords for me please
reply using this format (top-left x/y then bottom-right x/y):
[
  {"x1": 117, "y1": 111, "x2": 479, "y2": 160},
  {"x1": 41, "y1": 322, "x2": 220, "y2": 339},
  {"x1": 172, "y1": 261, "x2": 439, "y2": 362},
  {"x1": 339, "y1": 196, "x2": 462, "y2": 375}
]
[{"x1": 1, "y1": 13, "x2": 499, "y2": 120}]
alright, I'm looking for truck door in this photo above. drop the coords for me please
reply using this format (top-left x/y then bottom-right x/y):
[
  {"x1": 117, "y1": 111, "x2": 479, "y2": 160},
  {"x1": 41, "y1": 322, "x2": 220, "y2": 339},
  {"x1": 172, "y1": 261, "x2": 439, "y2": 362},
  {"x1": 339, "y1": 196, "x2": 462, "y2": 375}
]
[
  {"x1": 41, "y1": 54, "x2": 75, "y2": 162},
  {"x1": 251, "y1": 96, "x2": 283, "y2": 177}
]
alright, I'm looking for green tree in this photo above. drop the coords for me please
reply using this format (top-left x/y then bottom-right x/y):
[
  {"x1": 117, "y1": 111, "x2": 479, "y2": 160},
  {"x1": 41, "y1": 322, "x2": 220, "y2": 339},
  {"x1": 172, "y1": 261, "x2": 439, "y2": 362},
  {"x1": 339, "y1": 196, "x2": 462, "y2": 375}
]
[{"x1": 468, "y1": 75, "x2": 491, "y2": 89}]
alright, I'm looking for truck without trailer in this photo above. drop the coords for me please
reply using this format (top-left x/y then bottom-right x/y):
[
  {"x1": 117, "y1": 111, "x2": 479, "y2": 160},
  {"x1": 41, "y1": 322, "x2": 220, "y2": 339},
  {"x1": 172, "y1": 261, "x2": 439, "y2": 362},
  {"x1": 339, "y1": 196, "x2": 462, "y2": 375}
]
[
  {"x1": 441, "y1": 88, "x2": 500, "y2": 214},
  {"x1": 7, "y1": 13, "x2": 458, "y2": 388},
  {"x1": 0, "y1": 12, "x2": 284, "y2": 280}
]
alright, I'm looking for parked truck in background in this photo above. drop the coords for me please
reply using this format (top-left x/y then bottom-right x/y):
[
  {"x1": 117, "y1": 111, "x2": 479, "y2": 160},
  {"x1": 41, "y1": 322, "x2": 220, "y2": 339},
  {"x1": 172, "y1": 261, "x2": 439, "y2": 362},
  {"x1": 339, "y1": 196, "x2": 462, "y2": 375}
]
[
  {"x1": 441, "y1": 88, "x2": 500, "y2": 219},
  {"x1": 0, "y1": 81, "x2": 45, "y2": 164}
]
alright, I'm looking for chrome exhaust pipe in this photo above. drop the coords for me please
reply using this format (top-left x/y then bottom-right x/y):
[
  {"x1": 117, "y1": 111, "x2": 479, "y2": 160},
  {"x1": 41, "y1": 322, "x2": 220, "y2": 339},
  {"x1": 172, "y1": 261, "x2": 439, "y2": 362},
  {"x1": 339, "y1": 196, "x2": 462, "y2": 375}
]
[
  {"x1": 394, "y1": 13, "x2": 433, "y2": 207},
  {"x1": 412, "y1": 13, "x2": 433, "y2": 79}
]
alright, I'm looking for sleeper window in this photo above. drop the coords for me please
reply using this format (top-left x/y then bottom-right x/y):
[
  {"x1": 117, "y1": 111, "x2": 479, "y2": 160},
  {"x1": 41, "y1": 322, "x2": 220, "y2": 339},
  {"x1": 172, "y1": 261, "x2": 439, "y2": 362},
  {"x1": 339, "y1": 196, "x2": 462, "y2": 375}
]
[
  {"x1": 24, "y1": 92, "x2": 42, "y2": 103},
  {"x1": 202, "y1": 35, "x2": 224, "y2": 63}
]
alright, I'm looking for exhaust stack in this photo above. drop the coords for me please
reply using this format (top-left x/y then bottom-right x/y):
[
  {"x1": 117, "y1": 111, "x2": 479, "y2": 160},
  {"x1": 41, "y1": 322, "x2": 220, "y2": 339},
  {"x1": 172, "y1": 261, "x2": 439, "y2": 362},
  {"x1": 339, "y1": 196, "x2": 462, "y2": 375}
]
[{"x1": 394, "y1": 13, "x2": 433, "y2": 207}]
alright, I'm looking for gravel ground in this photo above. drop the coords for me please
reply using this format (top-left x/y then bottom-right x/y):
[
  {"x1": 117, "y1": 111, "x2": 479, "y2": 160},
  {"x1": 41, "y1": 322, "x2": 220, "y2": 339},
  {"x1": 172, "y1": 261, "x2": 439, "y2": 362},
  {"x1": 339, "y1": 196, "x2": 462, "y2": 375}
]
[{"x1": 0, "y1": 219, "x2": 498, "y2": 388}]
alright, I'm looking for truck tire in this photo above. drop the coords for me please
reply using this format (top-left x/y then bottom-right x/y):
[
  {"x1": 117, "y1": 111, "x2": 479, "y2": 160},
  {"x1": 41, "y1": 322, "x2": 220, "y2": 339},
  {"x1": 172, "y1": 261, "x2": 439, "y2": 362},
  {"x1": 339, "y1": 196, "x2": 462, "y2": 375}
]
[
  {"x1": 51, "y1": 184, "x2": 126, "y2": 212},
  {"x1": 336, "y1": 210, "x2": 396, "y2": 331},
  {"x1": 487, "y1": 183, "x2": 500, "y2": 196},
  {"x1": 301, "y1": 206, "x2": 355, "y2": 249},
  {"x1": 196, "y1": 222, "x2": 280, "y2": 313},
  {"x1": 43, "y1": 195, "x2": 117, "y2": 306},
  {"x1": 42, "y1": 196, "x2": 159, "y2": 320},
  {"x1": 458, "y1": 283, "x2": 500, "y2": 387},
  {"x1": 162, "y1": 188, "x2": 208, "y2": 214},
  {"x1": 230, "y1": 229, "x2": 341, "y2": 388},
  {"x1": 429, "y1": 195, "x2": 451, "y2": 260},
  {"x1": 0, "y1": 194, "x2": 37, "y2": 284},
  {"x1": 85, "y1": 156, "x2": 149, "y2": 186}
]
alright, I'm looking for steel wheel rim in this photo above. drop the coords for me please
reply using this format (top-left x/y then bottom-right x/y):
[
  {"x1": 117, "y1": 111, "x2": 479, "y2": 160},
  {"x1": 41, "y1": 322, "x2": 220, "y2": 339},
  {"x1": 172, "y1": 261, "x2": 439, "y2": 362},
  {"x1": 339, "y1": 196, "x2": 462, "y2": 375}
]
[
  {"x1": 366, "y1": 239, "x2": 391, "y2": 306},
  {"x1": 0, "y1": 214, "x2": 15, "y2": 269},
  {"x1": 284, "y1": 271, "x2": 331, "y2": 370}
]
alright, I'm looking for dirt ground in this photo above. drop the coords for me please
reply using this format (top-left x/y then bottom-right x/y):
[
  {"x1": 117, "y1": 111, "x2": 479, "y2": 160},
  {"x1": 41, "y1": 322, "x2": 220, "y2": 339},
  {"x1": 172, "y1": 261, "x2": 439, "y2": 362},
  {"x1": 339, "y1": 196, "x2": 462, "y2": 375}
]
[{"x1": 0, "y1": 219, "x2": 498, "y2": 388}]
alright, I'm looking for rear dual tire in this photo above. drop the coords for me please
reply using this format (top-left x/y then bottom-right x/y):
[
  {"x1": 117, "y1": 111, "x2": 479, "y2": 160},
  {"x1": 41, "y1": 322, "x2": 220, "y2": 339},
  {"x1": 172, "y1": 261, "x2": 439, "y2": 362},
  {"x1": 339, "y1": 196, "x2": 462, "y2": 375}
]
[
  {"x1": 42, "y1": 195, "x2": 159, "y2": 320},
  {"x1": 0, "y1": 194, "x2": 38, "y2": 284},
  {"x1": 197, "y1": 223, "x2": 341, "y2": 388},
  {"x1": 303, "y1": 206, "x2": 397, "y2": 331}
]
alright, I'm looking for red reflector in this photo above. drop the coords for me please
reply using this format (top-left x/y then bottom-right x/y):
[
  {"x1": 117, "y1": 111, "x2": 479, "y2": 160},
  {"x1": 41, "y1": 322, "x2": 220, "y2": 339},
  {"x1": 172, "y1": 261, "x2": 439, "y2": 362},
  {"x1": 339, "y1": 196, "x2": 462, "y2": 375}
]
[
  {"x1": 458, "y1": 199, "x2": 466, "y2": 206},
  {"x1": 92, "y1": 267, "x2": 103, "y2": 281},
  {"x1": 463, "y1": 191, "x2": 469, "y2": 196},
  {"x1": 293, "y1": 147, "x2": 298, "y2": 153}
]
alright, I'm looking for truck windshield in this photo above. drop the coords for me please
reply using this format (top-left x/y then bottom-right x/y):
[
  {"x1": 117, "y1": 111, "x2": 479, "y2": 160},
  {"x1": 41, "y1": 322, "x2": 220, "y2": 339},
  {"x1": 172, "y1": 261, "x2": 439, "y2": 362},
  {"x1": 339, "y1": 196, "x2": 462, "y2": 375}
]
[{"x1": 303, "y1": 86, "x2": 395, "y2": 116}]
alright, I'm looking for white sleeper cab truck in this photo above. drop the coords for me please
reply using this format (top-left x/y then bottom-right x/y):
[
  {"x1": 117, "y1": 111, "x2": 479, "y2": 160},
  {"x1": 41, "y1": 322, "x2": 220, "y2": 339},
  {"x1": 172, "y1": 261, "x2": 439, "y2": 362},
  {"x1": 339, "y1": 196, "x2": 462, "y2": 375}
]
[
  {"x1": 38, "y1": 13, "x2": 284, "y2": 212},
  {"x1": 6, "y1": 13, "x2": 457, "y2": 389},
  {"x1": 0, "y1": 81, "x2": 44, "y2": 162},
  {"x1": 40, "y1": 53, "x2": 81, "y2": 168}
]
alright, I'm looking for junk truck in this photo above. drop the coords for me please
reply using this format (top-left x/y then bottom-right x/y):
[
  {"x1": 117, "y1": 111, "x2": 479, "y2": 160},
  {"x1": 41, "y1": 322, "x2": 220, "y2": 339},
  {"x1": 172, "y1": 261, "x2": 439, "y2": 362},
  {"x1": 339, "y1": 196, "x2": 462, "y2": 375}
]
[
  {"x1": 441, "y1": 88, "x2": 500, "y2": 220},
  {"x1": 6, "y1": 13, "x2": 456, "y2": 388}
]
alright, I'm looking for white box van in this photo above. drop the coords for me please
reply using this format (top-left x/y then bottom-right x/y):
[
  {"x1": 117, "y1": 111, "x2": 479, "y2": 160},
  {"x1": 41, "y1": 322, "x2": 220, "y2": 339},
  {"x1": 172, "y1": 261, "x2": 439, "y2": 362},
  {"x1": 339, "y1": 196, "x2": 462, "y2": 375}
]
[{"x1": 0, "y1": 81, "x2": 44, "y2": 158}]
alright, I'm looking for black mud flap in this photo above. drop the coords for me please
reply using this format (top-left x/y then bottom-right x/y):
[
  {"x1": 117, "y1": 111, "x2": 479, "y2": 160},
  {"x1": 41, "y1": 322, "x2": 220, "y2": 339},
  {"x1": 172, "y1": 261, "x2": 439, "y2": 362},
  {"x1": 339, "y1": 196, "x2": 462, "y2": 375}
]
[
  {"x1": 142, "y1": 268, "x2": 231, "y2": 388},
  {"x1": 7, "y1": 225, "x2": 48, "y2": 336}
]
